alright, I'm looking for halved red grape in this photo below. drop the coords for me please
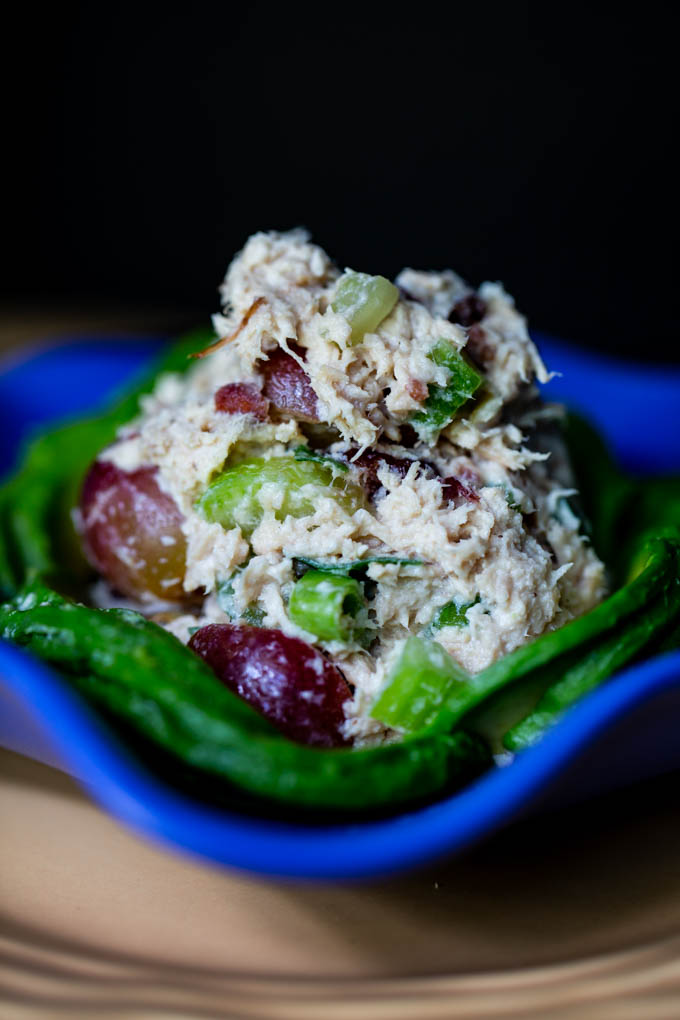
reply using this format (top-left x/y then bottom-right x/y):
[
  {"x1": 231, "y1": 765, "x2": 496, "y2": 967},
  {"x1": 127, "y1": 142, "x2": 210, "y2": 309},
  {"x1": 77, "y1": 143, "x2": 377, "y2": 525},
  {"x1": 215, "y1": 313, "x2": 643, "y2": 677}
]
[
  {"x1": 188, "y1": 624, "x2": 352, "y2": 747},
  {"x1": 80, "y1": 460, "x2": 188, "y2": 601},
  {"x1": 214, "y1": 382, "x2": 269, "y2": 420},
  {"x1": 261, "y1": 345, "x2": 321, "y2": 423}
]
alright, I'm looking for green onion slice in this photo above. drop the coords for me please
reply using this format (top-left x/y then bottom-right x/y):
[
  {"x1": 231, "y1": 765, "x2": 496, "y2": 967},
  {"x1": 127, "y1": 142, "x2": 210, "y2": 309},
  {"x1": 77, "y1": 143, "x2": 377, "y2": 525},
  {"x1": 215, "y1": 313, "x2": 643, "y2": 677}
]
[{"x1": 289, "y1": 570, "x2": 366, "y2": 643}]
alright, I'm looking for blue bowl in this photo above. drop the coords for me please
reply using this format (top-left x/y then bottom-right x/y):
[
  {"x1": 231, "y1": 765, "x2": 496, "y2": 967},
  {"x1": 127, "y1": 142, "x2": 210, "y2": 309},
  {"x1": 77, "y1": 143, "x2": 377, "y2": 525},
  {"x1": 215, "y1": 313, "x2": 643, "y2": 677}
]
[{"x1": 1, "y1": 335, "x2": 679, "y2": 880}]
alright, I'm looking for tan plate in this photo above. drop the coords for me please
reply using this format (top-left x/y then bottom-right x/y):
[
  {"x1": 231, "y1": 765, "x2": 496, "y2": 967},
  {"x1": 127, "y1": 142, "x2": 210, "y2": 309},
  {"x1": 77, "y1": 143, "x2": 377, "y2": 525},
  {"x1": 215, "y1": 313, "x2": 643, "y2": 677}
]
[
  {"x1": 2, "y1": 313, "x2": 680, "y2": 1018},
  {"x1": 3, "y1": 748, "x2": 680, "y2": 1019}
]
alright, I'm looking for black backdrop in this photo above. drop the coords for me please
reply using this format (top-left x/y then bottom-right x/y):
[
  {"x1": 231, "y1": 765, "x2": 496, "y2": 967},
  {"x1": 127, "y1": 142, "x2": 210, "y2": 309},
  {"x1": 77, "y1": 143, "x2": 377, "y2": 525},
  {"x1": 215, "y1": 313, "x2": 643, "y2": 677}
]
[{"x1": 5, "y1": 4, "x2": 679, "y2": 362}]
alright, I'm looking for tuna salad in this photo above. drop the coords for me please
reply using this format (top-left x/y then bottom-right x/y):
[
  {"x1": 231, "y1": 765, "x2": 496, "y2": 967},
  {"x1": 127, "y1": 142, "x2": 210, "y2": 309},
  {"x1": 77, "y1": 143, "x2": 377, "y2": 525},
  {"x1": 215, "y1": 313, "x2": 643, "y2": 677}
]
[{"x1": 78, "y1": 229, "x2": 607, "y2": 748}]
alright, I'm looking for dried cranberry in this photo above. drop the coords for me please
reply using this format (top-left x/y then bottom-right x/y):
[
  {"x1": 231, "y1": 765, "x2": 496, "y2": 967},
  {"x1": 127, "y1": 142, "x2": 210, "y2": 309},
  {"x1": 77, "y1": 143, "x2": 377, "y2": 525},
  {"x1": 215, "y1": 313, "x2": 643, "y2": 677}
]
[
  {"x1": 261, "y1": 345, "x2": 321, "y2": 423},
  {"x1": 344, "y1": 448, "x2": 413, "y2": 499},
  {"x1": 189, "y1": 624, "x2": 352, "y2": 748},
  {"x1": 441, "y1": 475, "x2": 479, "y2": 504},
  {"x1": 214, "y1": 382, "x2": 269, "y2": 420},
  {"x1": 342, "y1": 448, "x2": 439, "y2": 499},
  {"x1": 449, "y1": 294, "x2": 487, "y2": 327}
]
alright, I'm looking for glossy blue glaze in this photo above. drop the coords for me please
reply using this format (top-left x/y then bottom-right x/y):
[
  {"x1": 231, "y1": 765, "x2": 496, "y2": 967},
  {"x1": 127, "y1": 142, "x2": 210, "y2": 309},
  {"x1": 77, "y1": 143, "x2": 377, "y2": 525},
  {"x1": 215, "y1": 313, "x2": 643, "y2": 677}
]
[{"x1": 0, "y1": 334, "x2": 679, "y2": 879}]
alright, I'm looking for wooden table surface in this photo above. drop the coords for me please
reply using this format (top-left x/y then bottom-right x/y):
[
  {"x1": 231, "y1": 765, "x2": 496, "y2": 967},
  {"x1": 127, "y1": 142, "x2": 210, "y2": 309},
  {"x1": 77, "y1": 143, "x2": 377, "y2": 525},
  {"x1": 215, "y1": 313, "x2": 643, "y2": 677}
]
[{"x1": 1, "y1": 310, "x2": 680, "y2": 1019}]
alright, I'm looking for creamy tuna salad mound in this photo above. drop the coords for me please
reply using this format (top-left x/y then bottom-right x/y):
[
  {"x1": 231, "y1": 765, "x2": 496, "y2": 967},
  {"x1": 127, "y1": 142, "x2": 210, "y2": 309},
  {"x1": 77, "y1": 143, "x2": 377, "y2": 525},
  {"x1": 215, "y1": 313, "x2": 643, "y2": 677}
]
[{"x1": 81, "y1": 229, "x2": 607, "y2": 746}]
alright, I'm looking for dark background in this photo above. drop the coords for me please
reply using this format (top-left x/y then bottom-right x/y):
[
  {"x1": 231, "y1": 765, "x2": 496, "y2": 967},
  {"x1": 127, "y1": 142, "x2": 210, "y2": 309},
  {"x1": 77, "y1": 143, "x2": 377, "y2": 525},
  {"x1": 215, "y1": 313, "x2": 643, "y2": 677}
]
[{"x1": 5, "y1": 4, "x2": 679, "y2": 361}]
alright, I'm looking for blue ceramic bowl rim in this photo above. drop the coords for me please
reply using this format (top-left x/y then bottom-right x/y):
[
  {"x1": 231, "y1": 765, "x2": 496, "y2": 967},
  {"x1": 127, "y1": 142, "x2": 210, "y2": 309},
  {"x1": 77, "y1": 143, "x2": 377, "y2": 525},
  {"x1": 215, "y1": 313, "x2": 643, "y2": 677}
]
[
  {"x1": 1, "y1": 639, "x2": 680, "y2": 880},
  {"x1": 0, "y1": 333, "x2": 679, "y2": 880}
]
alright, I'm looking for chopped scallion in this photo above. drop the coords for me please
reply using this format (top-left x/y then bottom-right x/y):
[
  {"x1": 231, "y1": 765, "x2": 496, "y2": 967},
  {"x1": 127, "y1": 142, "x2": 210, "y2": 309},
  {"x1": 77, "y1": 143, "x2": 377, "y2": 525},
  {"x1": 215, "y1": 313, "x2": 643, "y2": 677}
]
[{"x1": 288, "y1": 569, "x2": 366, "y2": 642}]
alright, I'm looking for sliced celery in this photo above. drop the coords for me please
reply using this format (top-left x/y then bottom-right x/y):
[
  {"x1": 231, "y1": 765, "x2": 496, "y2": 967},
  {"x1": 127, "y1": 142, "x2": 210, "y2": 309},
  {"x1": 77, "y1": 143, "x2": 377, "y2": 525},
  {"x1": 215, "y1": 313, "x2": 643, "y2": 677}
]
[
  {"x1": 331, "y1": 271, "x2": 399, "y2": 345},
  {"x1": 411, "y1": 339, "x2": 483, "y2": 434},
  {"x1": 289, "y1": 569, "x2": 365, "y2": 643},
  {"x1": 370, "y1": 636, "x2": 468, "y2": 733},
  {"x1": 198, "y1": 456, "x2": 364, "y2": 536}
]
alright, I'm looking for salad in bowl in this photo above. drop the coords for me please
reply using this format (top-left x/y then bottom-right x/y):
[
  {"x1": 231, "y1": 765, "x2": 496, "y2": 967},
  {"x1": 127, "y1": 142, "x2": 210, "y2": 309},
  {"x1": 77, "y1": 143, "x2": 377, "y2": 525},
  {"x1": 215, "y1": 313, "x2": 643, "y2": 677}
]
[{"x1": 1, "y1": 230, "x2": 678, "y2": 822}]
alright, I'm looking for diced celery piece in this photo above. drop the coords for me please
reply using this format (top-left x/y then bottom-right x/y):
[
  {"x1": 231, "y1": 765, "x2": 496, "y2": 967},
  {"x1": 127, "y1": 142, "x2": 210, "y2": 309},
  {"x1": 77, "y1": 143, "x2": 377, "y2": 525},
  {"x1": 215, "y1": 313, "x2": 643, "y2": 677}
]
[
  {"x1": 289, "y1": 569, "x2": 365, "y2": 642},
  {"x1": 422, "y1": 595, "x2": 480, "y2": 637},
  {"x1": 370, "y1": 635, "x2": 469, "y2": 733},
  {"x1": 331, "y1": 271, "x2": 399, "y2": 345},
  {"x1": 411, "y1": 339, "x2": 483, "y2": 434},
  {"x1": 197, "y1": 456, "x2": 364, "y2": 536}
]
